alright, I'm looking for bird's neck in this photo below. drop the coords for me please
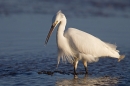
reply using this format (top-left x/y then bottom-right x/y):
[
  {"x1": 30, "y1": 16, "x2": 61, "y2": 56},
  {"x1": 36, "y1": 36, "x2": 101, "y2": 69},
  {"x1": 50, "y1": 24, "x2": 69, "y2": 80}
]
[
  {"x1": 56, "y1": 18, "x2": 67, "y2": 48},
  {"x1": 57, "y1": 19, "x2": 66, "y2": 33},
  {"x1": 57, "y1": 18, "x2": 66, "y2": 36}
]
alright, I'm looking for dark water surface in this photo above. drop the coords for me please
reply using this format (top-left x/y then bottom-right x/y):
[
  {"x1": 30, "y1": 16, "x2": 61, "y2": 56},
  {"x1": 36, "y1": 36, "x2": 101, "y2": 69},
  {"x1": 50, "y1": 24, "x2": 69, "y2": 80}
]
[{"x1": 0, "y1": 0, "x2": 130, "y2": 86}]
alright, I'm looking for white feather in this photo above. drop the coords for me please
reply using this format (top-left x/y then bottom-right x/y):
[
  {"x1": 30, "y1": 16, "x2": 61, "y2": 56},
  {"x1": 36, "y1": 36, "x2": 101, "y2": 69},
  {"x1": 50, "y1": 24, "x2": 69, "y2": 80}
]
[
  {"x1": 45, "y1": 10, "x2": 124, "y2": 69},
  {"x1": 64, "y1": 28, "x2": 120, "y2": 63}
]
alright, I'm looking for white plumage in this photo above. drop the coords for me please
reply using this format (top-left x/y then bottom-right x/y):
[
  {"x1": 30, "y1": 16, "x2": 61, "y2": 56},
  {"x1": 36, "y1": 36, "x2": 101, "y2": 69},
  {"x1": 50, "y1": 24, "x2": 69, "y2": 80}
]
[
  {"x1": 45, "y1": 10, "x2": 125, "y2": 77},
  {"x1": 64, "y1": 28, "x2": 120, "y2": 61}
]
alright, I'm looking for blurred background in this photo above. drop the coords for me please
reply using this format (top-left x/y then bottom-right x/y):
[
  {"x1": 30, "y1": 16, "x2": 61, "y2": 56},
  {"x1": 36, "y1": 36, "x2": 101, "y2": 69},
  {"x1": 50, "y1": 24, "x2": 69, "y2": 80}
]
[
  {"x1": 0, "y1": 0, "x2": 130, "y2": 86},
  {"x1": 0, "y1": 0, "x2": 130, "y2": 17}
]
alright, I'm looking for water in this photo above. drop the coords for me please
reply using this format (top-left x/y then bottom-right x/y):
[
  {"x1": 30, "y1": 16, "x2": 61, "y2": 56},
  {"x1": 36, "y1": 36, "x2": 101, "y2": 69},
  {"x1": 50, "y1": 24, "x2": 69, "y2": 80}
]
[{"x1": 0, "y1": 0, "x2": 130, "y2": 86}]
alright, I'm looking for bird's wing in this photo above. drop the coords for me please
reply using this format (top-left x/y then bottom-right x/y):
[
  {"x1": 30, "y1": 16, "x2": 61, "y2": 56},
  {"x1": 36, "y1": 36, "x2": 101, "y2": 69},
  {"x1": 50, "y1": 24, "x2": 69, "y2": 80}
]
[{"x1": 65, "y1": 28, "x2": 119, "y2": 57}]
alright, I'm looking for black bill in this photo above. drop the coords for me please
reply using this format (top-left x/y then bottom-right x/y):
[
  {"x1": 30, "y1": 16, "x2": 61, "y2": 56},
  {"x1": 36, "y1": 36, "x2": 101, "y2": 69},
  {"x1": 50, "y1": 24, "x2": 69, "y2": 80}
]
[{"x1": 45, "y1": 25, "x2": 55, "y2": 45}]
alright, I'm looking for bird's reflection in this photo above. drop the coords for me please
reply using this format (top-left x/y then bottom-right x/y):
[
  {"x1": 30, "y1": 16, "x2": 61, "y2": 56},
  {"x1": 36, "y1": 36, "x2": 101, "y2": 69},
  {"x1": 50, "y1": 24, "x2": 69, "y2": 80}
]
[{"x1": 56, "y1": 75, "x2": 118, "y2": 86}]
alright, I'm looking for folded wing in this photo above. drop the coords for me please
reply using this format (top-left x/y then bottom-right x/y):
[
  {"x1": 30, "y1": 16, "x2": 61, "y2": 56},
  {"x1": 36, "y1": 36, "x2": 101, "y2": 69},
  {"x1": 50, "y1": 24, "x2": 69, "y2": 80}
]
[{"x1": 65, "y1": 28, "x2": 120, "y2": 58}]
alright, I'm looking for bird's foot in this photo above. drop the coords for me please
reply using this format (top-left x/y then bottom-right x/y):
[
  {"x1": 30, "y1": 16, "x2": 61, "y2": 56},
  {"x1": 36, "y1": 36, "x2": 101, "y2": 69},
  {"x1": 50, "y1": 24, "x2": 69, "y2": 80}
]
[
  {"x1": 74, "y1": 74, "x2": 78, "y2": 79},
  {"x1": 118, "y1": 55, "x2": 125, "y2": 62},
  {"x1": 85, "y1": 71, "x2": 88, "y2": 74}
]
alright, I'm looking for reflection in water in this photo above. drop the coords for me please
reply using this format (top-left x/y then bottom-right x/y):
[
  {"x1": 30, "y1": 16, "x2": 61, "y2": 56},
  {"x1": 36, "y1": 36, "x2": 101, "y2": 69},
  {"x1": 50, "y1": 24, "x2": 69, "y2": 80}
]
[{"x1": 56, "y1": 75, "x2": 118, "y2": 86}]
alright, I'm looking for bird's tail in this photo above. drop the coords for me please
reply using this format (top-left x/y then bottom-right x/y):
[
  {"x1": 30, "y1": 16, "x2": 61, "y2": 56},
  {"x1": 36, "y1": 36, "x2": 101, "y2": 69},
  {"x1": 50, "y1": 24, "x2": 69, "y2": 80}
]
[{"x1": 118, "y1": 55, "x2": 125, "y2": 62}]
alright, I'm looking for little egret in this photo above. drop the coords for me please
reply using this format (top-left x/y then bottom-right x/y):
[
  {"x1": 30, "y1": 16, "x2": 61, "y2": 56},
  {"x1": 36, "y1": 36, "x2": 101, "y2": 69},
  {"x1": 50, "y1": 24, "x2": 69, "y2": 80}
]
[{"x1": 45, "y1": 10, "x2": 125, "y2": 77}]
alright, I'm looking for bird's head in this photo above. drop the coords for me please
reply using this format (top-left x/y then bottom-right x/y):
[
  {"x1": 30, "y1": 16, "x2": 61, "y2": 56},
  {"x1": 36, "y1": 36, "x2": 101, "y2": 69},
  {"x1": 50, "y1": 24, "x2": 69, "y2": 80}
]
[
  {"x1": 45, "y1": 10, "x2": 65, "y2": 45},
  {"x1": 52, "y1": 10, "x2": 65, "y2": 25}
]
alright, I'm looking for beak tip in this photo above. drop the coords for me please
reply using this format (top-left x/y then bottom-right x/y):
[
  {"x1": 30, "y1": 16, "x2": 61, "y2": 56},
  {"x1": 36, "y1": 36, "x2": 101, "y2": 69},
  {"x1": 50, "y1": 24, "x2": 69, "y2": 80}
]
[
  {"x1": 44, "y1": 43, "x2": 47, "y2": 46},
  {"x1": 44, "y1": 42, "x2": 47, "y2": 46}
]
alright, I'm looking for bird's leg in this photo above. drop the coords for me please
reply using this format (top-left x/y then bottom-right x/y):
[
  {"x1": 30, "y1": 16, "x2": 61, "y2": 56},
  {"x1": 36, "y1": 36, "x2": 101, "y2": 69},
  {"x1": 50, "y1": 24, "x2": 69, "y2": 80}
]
[
  {"x1": 82, "y1": 60, "x2": 88, "y2": 74},
  {"x1": 84, "y1": 66, "x2": 88, "y2": 74},
  {"x1": 73, "y1": 60, "x2": 78, "y2": 78},
  {"x1": 74, "y1": 66, "x2": 77, "y2": 75}
]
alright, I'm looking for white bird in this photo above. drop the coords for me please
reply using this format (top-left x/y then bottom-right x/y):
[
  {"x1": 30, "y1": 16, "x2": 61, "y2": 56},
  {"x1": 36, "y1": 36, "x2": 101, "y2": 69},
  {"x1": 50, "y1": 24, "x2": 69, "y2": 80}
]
[{"x1": 45, "y1": 10, "x2": 125, "y2": 77}]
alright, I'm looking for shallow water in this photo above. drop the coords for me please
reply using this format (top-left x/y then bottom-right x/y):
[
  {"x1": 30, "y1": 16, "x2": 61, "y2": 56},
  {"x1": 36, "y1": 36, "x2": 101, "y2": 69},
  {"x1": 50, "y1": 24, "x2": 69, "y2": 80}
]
[
  {"x1": 0, "y1": 0, "x2": 130, "y2": 86},
  {"x1": 0, "y1": 14, "x2": 130, "y2": 86}
]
